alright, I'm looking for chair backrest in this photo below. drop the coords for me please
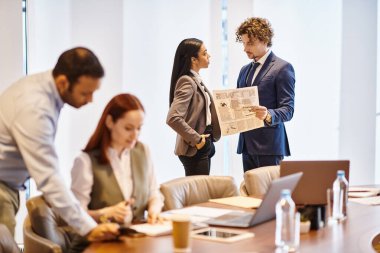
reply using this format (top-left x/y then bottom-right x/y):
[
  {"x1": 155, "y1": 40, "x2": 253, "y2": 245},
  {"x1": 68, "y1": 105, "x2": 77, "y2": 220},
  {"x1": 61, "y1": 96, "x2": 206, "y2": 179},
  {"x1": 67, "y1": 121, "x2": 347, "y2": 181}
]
[
  {"x1": 23, "y1": 195, "x2": 76, "y2": 253},
  {"x1": 160, "y1": 175, "x2": 238, "y2": 211},
  {"x1": 0, "y1": 224, "x2": 20, "y2": 253},
  {"x1": 240, "y1": 165, "x2": 280, "y2": 197}
]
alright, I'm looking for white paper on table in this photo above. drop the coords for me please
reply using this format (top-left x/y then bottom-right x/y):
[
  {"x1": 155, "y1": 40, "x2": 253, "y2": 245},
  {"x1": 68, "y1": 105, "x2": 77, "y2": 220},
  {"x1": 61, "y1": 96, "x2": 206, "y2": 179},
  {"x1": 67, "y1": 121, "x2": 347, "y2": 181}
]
[
  {"x1": 209, "y1": 196, "x2": 262, "y2": 209},
  {"x1": 162, "y1": 206, "x2": 240, "y2": 219},
  {"x1": 349, "y1": 196, "x2": 380, "y2": 205},
  {"x1": 130, "y1": 221, "x2": 172, "y2": 236},
  {"x1": 348, "y1": 187, "x2": 380, "y2": 198}
]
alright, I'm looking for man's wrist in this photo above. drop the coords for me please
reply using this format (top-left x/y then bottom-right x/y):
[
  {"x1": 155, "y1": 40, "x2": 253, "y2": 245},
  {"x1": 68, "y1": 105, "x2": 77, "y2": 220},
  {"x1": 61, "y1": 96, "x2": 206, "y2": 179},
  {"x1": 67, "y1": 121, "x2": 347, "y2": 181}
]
[{"x1": 265, "y1": 111, "x2": 272, "y2": 124}]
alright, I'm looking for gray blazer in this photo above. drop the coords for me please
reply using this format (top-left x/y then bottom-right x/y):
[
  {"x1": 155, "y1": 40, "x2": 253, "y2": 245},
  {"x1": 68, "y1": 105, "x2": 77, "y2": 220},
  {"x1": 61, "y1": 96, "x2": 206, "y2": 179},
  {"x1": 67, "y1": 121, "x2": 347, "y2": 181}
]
[{"x1": 167, "y1": 75, "x2": 221, "y2": 156}]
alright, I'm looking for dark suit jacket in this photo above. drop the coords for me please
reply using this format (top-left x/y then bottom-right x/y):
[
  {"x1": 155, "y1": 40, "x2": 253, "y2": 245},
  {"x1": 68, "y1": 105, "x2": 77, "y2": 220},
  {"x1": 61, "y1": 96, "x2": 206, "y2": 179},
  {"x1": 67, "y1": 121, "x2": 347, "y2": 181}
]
[
  {"x1": 167, "y1": 75, "x2": 221, "y2": 156},
  {"x1": 237, "y1": 51, "x2": 295, "y2": 156}
]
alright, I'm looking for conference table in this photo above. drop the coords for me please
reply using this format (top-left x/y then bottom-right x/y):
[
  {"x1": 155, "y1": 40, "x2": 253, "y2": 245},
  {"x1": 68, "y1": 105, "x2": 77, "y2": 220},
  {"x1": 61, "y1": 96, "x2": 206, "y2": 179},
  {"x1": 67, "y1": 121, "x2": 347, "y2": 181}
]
[{"x1": 84, "y1": 201, "x2": 380, "y2": 253}]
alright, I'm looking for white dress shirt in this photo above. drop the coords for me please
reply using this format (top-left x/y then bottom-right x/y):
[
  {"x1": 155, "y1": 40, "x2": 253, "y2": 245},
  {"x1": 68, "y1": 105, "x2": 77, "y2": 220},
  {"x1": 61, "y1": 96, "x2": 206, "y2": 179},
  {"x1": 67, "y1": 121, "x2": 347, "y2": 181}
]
[
  {"x1": 249, "y1": 49, "x2": 272, "y2": 85},
  {"x1": 0, "y1": 70, "x2": 96, "y2": 236},
  {"x1": 190, "y1": 70, "x2": 212, "y2": 126},
  {"x1": 71, "y1": 143, "x2": 164, "y2": 224}
]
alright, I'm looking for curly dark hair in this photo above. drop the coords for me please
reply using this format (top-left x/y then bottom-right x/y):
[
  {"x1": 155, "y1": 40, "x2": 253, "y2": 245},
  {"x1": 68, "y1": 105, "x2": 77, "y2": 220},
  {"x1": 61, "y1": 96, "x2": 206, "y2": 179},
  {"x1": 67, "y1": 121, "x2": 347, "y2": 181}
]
[{"x1": 236, "y1": 17, "x2": 274, "y2": 47}]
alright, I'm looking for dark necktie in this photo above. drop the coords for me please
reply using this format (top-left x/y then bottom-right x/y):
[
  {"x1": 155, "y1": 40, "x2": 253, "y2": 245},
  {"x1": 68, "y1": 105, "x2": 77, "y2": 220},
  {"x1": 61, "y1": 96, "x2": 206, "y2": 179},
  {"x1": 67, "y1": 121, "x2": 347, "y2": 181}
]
[{"x1": 246, "y1": 62, "x2": 260, "y2": 86}]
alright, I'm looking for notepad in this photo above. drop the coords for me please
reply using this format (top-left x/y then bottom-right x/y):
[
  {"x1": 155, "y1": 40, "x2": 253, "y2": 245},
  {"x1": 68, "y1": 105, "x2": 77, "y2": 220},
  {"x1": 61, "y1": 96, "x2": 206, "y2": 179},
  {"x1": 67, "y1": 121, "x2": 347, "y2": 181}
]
[
  {"x1": 161, "y1": 206, "x2": 236, "y2": 223},
  {"x1": 349, "y1": 196, "x2": 380, "y2": 206},
  {"x1": 130, "y1": 221, "x2": 172, "y2": 236},
  {"x1": 209, "y1": 196, "x2": 262, "y2": 209},
  {"x1": 348, "y1": 187, "x2": 380, "y2": 198}
]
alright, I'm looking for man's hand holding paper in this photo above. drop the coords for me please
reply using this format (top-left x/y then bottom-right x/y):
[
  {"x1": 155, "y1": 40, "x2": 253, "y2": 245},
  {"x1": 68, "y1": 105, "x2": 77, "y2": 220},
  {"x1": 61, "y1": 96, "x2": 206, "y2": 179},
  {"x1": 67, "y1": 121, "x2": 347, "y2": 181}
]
[
  {"x1": 249, "y1": 105, "x2": 268, "y2": 120},
  {"x1": 212, "y1": 86, "x2": 264, "y2": 136}
]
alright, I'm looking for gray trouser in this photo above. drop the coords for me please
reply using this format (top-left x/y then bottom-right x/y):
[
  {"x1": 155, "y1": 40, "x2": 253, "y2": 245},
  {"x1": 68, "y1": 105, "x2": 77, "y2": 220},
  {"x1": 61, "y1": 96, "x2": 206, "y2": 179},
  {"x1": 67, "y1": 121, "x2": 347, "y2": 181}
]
[{"x1": 0, "y1": 182, "x2": 20, "y2": 237}]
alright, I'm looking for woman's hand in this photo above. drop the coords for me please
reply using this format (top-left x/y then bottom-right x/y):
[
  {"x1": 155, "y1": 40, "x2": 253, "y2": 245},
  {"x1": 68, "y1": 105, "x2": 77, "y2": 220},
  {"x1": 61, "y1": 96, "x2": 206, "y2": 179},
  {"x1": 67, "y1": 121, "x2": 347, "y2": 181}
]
[
  {"x1": 147, "y1": 212, "x2": 163, "y2": 224},
  {"x1": 195, "y1": 134, "x2": 210, "y2": 150},
  {"x1": 100, "y1": 199, "x2": 134, "y2": 223}
]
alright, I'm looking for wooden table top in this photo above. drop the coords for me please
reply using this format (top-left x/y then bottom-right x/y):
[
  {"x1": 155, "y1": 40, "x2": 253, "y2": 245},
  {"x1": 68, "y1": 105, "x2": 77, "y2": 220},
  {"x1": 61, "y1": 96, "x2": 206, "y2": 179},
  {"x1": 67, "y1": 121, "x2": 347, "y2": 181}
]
[{"x1": 84, "y1": 201, "x2": 380, "y2": 253}]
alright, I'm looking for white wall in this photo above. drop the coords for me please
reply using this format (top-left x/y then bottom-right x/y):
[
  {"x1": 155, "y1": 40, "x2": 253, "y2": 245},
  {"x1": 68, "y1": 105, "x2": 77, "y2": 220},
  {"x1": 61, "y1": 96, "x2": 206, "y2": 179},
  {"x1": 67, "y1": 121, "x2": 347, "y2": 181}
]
[
  {"x1": 340, "y1": 0, "x2": 377, "y2": 184},
  {"x1": 0, "y1": 0, "x2": 23, "y2": 93},
  {"x1": 377, "y1": 0, "x2": 380, "y2": 183}
]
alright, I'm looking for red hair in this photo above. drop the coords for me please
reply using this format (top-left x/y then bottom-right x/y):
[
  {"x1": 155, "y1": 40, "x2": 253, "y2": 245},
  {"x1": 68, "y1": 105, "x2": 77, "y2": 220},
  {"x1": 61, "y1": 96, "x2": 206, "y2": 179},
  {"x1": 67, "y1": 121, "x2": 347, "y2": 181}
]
[{"x1": 84, "y1": 93, "x2": 145, "y2": 164}]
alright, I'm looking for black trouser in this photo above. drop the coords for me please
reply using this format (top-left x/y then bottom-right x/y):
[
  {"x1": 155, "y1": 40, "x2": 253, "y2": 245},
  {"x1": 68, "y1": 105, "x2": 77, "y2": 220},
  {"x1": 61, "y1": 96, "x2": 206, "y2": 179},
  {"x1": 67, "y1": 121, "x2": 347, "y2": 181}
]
[
  {"x1": 242, "y1": 153, "x2": 284, "y2": 172},
  {"x1": 179, "y1": 125, "x2": 215, "y2": 176}
]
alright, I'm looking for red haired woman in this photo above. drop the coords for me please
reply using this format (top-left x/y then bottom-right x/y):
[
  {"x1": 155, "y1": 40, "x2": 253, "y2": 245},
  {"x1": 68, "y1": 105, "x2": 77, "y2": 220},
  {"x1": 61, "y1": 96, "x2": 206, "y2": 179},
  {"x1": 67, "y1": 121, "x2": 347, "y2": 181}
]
[{"x1": 71, "y1": 93, "x2": 163, "y2": 226}]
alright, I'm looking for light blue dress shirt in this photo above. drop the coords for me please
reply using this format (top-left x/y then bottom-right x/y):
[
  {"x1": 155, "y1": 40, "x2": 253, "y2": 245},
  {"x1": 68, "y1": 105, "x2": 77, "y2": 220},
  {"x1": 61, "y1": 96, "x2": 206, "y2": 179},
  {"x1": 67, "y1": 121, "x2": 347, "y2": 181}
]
[{"x1": 0, "y1": 70, "x2": 96, "y2": 236}]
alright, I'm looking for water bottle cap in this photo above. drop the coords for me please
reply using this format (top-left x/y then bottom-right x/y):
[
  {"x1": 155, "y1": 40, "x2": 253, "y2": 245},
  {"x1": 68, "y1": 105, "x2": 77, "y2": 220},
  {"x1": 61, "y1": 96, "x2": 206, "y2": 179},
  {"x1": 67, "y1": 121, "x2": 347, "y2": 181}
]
[
  {"x1": 337, "y1": 170, "x2": 345, "y2": 176},
  {"x1": 281, "y1": 189, "x2": 291, "y2": 196}
]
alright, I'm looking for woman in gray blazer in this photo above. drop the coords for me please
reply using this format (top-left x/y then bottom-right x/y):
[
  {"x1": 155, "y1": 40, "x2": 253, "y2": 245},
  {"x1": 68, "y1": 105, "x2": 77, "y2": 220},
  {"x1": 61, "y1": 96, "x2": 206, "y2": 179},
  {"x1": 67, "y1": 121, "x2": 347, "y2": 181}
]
[{"x1": 167, "y1": 38, "x2": 221, "y2": 176}]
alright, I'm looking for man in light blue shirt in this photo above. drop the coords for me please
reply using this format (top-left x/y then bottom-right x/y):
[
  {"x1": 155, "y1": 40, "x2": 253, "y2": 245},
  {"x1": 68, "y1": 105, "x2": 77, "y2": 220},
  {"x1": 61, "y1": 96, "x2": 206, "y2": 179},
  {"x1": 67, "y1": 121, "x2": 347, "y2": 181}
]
[{"x1": 0, "y1": 47, "x2": 119, "y2": 240}]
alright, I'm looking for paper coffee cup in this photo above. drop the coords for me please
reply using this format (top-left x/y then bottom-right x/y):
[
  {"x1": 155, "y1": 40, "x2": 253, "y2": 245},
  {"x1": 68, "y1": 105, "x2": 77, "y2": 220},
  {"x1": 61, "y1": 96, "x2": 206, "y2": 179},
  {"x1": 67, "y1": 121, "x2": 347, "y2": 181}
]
[{"x1": 171, "y1": 214, "x2": 191, "y2": 253}]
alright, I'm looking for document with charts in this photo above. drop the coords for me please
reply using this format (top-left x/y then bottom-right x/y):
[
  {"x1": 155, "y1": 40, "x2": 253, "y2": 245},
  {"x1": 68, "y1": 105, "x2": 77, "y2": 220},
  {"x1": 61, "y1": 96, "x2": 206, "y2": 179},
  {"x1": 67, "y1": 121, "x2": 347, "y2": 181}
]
[{"x1": 213, "y1": 86, "x2": 264, "y2": 136}]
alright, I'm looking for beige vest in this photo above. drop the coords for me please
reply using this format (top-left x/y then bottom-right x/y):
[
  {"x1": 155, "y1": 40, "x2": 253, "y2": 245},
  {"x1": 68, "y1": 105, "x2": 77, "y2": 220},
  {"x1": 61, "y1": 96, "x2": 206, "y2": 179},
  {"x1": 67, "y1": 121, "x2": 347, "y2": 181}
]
[{"x1": 87, "y1": 142, "x2": 149, "y2": 221}]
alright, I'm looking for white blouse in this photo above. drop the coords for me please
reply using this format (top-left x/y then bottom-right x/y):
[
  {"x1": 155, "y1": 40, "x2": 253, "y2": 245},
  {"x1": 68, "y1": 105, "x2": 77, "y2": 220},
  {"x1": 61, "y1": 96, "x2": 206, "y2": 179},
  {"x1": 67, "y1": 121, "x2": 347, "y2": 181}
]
[
  {"x1": 190, "y1": 70, "x2": 212, "y2": 126},
  {"x1": 71, "y1": 143, "x2": 163, "y2": 224}
]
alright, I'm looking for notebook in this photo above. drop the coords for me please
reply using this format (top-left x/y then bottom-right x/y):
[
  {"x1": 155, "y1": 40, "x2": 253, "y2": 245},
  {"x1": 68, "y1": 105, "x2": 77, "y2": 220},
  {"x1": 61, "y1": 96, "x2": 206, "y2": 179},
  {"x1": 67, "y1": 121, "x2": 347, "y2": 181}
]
[
  {"x1": 205, "y1": 172, "x2": 303, "y2": 228},
  {"x1": 280, "y1": 160, "x2": 350, "y2": 205},
  {"x1": 209, "y1": 196, "x2": 262, "y2": 209}
]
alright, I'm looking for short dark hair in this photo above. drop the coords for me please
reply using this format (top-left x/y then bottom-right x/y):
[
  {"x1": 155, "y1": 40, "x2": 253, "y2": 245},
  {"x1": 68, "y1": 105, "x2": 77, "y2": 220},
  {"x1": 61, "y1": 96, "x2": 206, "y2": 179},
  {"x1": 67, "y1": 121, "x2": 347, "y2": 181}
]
[
  {"x1": 169, "y1": 38, "x2": 203, "y2": 106},
  {"x1": 236, "y1": 17, "x2": 274, "y2": 47},
  {"x1": 52, "y1": 47, "x2": 104, "y2": 88}
]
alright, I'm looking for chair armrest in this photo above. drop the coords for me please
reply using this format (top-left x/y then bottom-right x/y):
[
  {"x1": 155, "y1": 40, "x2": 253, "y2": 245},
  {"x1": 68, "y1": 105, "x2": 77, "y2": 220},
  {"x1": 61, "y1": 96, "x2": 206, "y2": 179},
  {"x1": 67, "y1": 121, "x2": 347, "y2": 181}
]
[
  {"x1": 239, "y1": 181, "x2": 249, "y2": 197},
  {"x1": 0, "y1": 224, "x2": 19, "y2": 253},
  {"x1": 23, "y1": 216, "x2": 62, "y2": 253}
]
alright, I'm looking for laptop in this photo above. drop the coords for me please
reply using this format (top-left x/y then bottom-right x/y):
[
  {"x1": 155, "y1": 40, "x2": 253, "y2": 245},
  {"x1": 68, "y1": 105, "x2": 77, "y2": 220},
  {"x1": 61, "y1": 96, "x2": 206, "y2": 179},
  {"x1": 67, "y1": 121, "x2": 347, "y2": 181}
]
[
  {"x1": 280, "y1": 160, "x2": 350, "y2": 205},
  {"x1": 205, "y1": 172, "x2": 303, "y2": 228}
]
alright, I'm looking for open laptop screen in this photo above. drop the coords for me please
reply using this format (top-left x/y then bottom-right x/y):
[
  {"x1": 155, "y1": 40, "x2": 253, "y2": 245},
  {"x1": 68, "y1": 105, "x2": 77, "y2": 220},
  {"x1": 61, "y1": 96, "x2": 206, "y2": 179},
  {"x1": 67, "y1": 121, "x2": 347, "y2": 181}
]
[{"x1": 280, "y1": 160, "x2": 350, "y2": 205}]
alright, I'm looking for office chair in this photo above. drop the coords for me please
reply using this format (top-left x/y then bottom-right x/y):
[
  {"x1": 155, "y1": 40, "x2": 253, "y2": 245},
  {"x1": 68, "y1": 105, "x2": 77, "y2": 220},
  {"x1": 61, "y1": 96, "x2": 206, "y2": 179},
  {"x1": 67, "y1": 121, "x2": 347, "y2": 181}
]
[
  {"x1": 0, "y1": 224, "x2": 20, "y2": 253},
  {"x1": 240, "y1": 165, "x2": 280, "y2": 197},
  {"x1": 23, "y1": 195, "x2": 76, "y2": 253},
  {"x1": 160, "y1": 175, "x2": 238, "y2": 211}
]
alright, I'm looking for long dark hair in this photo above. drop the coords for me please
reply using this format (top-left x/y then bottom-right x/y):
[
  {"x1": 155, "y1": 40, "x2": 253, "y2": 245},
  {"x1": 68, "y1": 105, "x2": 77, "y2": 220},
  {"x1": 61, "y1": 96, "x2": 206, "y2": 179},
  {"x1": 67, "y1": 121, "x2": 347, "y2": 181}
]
[
  {"x1": 84, "y1": 93, "x2": 144, "y2": 164},
  {"x1": 169, "y1": 38, "x2": 203, "y2": 106}
]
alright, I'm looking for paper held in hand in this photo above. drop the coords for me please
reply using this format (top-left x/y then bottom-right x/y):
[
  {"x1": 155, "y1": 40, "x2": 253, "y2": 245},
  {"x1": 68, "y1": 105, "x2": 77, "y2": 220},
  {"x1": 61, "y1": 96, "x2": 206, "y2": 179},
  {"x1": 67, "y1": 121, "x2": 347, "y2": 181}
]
[{"x1": 212, "y1": 86, "x2": 264, "y2": 136}]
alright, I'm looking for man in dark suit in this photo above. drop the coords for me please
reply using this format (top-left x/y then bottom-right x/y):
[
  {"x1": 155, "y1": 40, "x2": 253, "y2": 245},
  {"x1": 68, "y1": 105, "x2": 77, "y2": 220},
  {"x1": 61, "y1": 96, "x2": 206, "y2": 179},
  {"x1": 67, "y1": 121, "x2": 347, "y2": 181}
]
[{"x1": 235, "y1": 17, "x2": 295, "y2": 172}]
